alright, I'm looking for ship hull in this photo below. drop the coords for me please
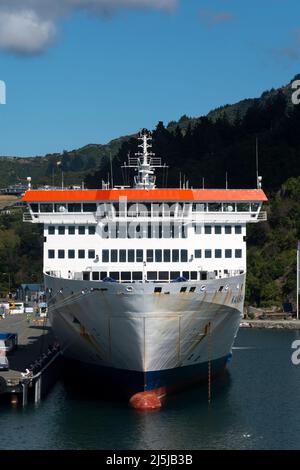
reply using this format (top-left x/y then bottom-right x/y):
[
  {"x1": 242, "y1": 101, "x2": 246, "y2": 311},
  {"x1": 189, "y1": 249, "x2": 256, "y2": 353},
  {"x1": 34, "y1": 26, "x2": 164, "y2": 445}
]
[{"x1": 45, "y1": 273, "x2": 244, "y2": 398}]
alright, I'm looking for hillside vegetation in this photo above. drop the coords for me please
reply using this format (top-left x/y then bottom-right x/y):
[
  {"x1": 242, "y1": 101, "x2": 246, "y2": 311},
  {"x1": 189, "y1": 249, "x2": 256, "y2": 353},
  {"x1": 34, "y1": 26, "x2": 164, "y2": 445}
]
[{"x1": 1, "y1": 74, "x2": 300, "y2": 307}]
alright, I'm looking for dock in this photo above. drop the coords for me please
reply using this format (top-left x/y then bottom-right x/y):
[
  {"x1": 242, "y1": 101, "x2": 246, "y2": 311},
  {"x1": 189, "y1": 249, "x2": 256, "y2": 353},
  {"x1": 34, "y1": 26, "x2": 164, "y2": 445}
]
[
  {"x1": 240, "y1": 319, "x2": 300, "y2": 329},
  {"x1": 0, "y1": 313, "x2": 62, "y2": 405}
]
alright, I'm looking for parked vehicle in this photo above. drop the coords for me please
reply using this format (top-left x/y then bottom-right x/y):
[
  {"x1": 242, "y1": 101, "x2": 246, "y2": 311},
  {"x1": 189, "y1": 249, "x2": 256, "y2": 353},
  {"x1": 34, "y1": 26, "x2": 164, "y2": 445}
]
[
  {"x1": 0, "y1": 355, "x2": 9, "y2": 371},
  {"x1": 9, "y1": 302, "x2": 25, "y2": 315},
  {"x1": 0, "y1": 332, "x2": 18, "y2": 352}
]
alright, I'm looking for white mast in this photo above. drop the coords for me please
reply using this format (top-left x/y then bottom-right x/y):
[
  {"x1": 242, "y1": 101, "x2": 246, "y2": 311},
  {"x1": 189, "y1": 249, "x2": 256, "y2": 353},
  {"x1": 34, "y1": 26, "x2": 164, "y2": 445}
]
[{"x1": 122, "y1": 130, "x2": 167, "y2": 189}]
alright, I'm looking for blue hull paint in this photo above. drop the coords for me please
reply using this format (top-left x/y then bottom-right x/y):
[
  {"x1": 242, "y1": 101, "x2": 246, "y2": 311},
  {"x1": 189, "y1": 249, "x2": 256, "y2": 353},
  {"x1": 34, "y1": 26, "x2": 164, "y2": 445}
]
[{"x1": 64, "y1": 355, "x2": 230, "y2": 398}]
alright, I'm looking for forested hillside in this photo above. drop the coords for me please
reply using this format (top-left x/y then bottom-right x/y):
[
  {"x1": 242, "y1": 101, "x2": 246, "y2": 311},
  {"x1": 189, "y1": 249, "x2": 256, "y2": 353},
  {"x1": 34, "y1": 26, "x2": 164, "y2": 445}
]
[{"x1": 1, "y1": 74, "x2": 300, "y2": 307}]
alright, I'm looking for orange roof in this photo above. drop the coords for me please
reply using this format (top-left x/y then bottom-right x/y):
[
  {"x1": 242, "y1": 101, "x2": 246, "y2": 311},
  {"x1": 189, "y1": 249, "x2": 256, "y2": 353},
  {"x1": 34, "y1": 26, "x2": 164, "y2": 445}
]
[{"x1": 22, "y1": 188, "x2": 268, "y2": 203}]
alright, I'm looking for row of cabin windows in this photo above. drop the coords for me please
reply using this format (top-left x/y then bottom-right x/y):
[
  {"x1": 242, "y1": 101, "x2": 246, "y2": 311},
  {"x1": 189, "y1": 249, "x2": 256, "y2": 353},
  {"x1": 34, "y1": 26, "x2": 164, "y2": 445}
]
[
  {"x1": 48, "y1": 249, "x2": 96, "y2": 259},
  {"x1": 47, "y1": 224, "x2": 242, "y2": 238},
  {"x1": 84, "y1": 271, "x2": 206, "y2": 282},
  {"x1": 102, "y1": 223, "x2": 187, "y2": 239},
  {"x1": 195, "y1": 249, "x2": 242, "y2": 258},
  {"x1": 47, "y1": 248, "x2": 242, "y2": 261},
  {"x1": 200, "y1": 225, "x2": 242, "y2": 235},
  {"x1": 30, "y1": 202, "x2": 260, "y2": 214},
  {"x1": 48, "y1": 225, "x2": 96, "y2": 235},
  {"x1": 102, "y1": 249, "x2": 189, "y2": 263}
]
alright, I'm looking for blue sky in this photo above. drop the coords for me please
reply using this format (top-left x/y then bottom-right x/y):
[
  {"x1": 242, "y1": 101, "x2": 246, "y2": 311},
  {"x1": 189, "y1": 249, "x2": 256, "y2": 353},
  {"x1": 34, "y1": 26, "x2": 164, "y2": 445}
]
[{"x1": 0, "y1": 0, "x2": 299, "y2": 157}]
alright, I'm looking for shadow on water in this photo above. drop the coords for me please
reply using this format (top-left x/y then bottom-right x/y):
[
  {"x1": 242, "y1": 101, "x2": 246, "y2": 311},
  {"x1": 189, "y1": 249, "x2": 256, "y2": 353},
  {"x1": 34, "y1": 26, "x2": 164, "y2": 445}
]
[
  {"x1": 56, "y1": 368, "x2": 241, "y2": 450},
  {"x1": 2, "y1": 329, "x2": 300, "y2": 449}
]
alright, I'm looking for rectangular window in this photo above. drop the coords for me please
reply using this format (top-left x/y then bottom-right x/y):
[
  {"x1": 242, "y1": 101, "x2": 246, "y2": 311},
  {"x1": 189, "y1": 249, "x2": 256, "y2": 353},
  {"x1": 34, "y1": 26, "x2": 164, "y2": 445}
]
[
  {"x1": 158, "y1": 224, "x2": 163, "y2": 239},
  {"x1": 190, "y1": 271, "x2": 197, "y2": 280},
  {"x1": 208, "y1": 203, "x2": 222, "y2": 212},
  {"x1": 68, "y1": 226, "x2": 75, "y2": 235},
  {"x1": 109, "y1": 272, "x2": 120, "y2": 281},
  {"x1": 214, "y1": 225, "x2": 222, "y2": 234},
  {"x1": 205, "y1": 249, "x2": 212, "y2": 258},
  {"x1": 181, "y1": 250, "x2": 188, "y2": 262},
  {"x1": 68, "y1": 203, "x2": 81, "y2": 212},
  {"x1": 194, "y1": 224, "x2": 202, "y2": 234},
  {"x1": 235, "y1": 225, "x2": 242, "y2": 234},
  {"x1": 192, "y1": 202, "x2": 206, "y2": 212},
  {"x1": 215, "y1": 249, "x2": 222, "y2": 258},
  {"x1": 78, "y1": 250, "x2": 85, "y2": 259},
  {"x1": 68, "y1": 249, "x2": 75, "y2": 259},
  {"x1": 78, "y1": 226, "x2": 85, "y2": 235},
  {"x1": 155, "y1": 250, "x2": 162, "y2": 262},
  {"x1": 159, "y1": 271, "x2": 169, "y2": 281},
  {"x1": 136, "y1": 250, "x2": 143, "y2": 262},
  {"x1": 128, "y1": 250, "x2": 135, "y2": 262},
  {"x1": 132, "y1": 272, "x2": 143, "y2": 281},
  {"x1": 119, "y1": 250, "x2": 126, "y2": 262},
  {"x1": 58, "y1": 226, "x2": 65, "y2": 235},
  {"x1": 92, "y1": 272, "x2": 100, "y2": 281},
  {"x1": 88, "y1": 250, "x2": 95, "y2": 259},
  {"x1": 147, "y1": 271, "x2": 157, "y2": 281},
  {"x1": 118, "y1": 223, "x2": 127, "y2": 238},
  {"x1": 225, "y1": 249, "x2": 232, "y2": 258},
  {"x1": 48, "y1": 250, "x2": 55, "y2": 259},
  {"x1": 225, "y1": 226, "x2": 232, "y2": 234},
  {"x1": 147, "y1": 250, "x2": 154, "y2": 262},
  {"x1": 235, "y1": 249, "x2": 242, "y2": 258},
  {"x1": 172, "y1": 250, "x2": 179, "y2": 262},
  {"x1": 195, "y1": 249, "x2": 202, "y2": 259},
  {"x1": 100, "y1": 272, "x2": 107, "y2": 280},
  {"x1": 237, "y1": 203, "x2": 250, "y2": 212},
  {"x1": 83, "y1": 203, "x2": 97, "y2": 212},
  {"x1": 88, "y1": 226, "x2": 96, "y2": 235},
  {"x1": 40, "y1": 203, "x2": 53, "y2": 213},
  {"x1": 102, "y1": 250, "x2": 109, "y2": 262},
  {"x1": 170, "y1": 271, "x2": 180, "y2": 280},
  {"x1": 204, "y1": 225, "x2": 212, "y2": 234},
  {"x1": 121, "y1": 272, "x2": 131, "y2": 281},
  {"x1": 54, "y1": 204, "x2": 67, "y2": 213},
  {"x1": 48, "y1": 226, "x2": 55, "y2": 235},
  {"x1": 223, "y1": 203, "x2": 235, "y2": 212},
  {"x1": 163, "y1": 250, "x2": 171, "y2": 262},
  {"x1": 251, "y1": 203, "x2": 260, "y2": 212},
  {"x1": 58, "y1": 250, "x2": 65, "y2": 259},
  {"x1": 30, "y1": 204, "x2": 39, "y2": 213},
  {"x1": 162, "y1": 223, "x2": 171, "y2": 239},
  {"x1": 83, "y1": 272, "x2": 90, "y2": 281},
  {"x1": 111, "y1": 250, "x2": 118, "y2": 262},
  {"x1": 183, "y1": 271, "x2": 190, "y2": 280}
]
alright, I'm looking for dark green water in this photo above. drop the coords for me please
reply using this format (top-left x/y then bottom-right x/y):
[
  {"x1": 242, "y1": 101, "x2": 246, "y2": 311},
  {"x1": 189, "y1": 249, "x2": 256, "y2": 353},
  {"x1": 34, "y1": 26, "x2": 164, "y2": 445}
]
[{"x1": 1, "y1": 328, "x2": 300, "y2": 450}]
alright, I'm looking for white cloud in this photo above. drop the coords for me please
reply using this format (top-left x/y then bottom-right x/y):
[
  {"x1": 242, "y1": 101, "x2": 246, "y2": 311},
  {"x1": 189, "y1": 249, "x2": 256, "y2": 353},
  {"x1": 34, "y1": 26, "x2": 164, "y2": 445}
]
[
  {"x1": 0, "y1": 10, "x2": 56, "y2": 55},
  {"x1": 0, "y1": 0, "x2": 177, "y2": 55}
]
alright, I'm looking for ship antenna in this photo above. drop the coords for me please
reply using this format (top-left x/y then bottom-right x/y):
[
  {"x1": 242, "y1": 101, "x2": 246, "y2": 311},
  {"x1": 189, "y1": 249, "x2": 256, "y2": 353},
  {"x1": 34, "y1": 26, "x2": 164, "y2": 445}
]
[
  {"x1": 122, "y1": 130, "x2": 166, "y2": 189},
  {"x1": 256, "y1": 137, "x2": 262, "y2": 189},
  {"x1": 110, "y1": 152, "x2": 114, "y2": 189},
  {"x1": 225, "y1": 171, "x2": 228, "y2": 189}
]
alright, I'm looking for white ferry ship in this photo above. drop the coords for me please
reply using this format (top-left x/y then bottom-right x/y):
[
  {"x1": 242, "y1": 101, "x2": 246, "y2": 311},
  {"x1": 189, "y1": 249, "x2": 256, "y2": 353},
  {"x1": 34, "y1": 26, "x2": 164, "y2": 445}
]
[{"x1": 22, "y1": 131, "x2": 267, "y2": 409}]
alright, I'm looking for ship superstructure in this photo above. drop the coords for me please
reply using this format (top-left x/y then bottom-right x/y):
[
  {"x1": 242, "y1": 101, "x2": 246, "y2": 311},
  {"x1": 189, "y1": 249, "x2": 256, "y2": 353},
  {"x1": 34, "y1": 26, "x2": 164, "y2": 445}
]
[{"x1": 22, "y1": 131, "x2": 267, "y2": 408}]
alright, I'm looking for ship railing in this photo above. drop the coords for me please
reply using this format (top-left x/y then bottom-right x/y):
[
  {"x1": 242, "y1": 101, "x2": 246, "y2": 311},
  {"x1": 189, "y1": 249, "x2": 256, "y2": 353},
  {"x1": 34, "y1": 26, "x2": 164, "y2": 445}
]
[
  {"x1": 23, "y1": 212, "x2": 33, "y2": 221},
  {"x1": 96, "y1": 212, "x2": 261, "y2": 223},
  {"x1": 223, "y1": 270, "x2": 245, "y2": 278},
  {"x1": 257, "y1": 210, "x2": 267, "y2": 221}
]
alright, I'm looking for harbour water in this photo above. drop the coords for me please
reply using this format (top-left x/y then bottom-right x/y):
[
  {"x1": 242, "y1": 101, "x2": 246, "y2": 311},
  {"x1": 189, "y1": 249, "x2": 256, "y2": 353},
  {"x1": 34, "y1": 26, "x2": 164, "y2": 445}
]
[{"x1": 1, "y1": 328, "x2": 300, "y2": 450}]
